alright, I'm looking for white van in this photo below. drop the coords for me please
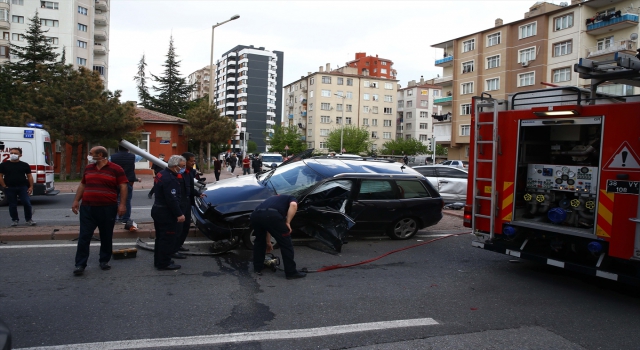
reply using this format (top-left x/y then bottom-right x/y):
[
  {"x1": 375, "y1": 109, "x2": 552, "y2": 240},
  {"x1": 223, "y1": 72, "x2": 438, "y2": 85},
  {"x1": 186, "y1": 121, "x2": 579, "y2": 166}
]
[
  {"x1": 258, "y1": 153, "x2": 284, "y2": 171},
  {"x1": 0, "y1": 125, "x2": 59, "y2": 205}
]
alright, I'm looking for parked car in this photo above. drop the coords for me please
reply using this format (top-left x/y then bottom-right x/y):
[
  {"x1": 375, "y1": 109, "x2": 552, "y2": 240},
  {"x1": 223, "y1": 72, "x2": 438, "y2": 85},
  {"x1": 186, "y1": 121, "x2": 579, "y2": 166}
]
[
  {"x1": 192, "y1": 151, "x2": 444, "y2": 252},
  {"x1": 258, "y1": 153, "x2": 284, "y2": 171},
  {"x1": 412, "y1": 165, "x2": 468, "y2": 203},
  {"x1": 439, "y1": 160, "x2": 469, "y2": 169}
]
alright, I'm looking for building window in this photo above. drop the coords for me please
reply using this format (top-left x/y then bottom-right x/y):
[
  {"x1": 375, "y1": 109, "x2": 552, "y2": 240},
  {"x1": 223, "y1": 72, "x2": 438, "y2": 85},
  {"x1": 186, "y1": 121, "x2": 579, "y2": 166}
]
[
  {"x1": 45, "y1": 36, "x2": 58, "y2": 44},
  {"x1": 519, "y1": 22, "x2": 537, "y2": 39},
  {"x1": 381, "y1": 68, "x2": 387, "y2": 74},
  {"x1": 77, "y1": 40, "x2": 87, "y2": 49},
  {"x1": 406, "y1": 89, "x2": 413, "y2": 96},
  {"x1": 346, "y1": 117, "x2": 352, "y2": 125},
  {"x1": 420, "y1": 111, "x2": 428, "y2": 118},
  {"x1": 320, "y1": 102, "x2": 331, "y2": 110},
  {"x1": 11, "y1": 33, "x2": 25, "y2": 41},
  {"x1": 384, "y1": 119, "x2": 392, "y2": 127},
  {"x1": 77, "y1": 23, "x2": 87, "y2": 31},
  {"x1": 321, "y1": 116, "x2": 330, "y2": 123},
  {"x1": 383, "y1": 108, "x2": 393, "y2": 115},
  {"x1": 336, "y1": 103, "x2": 343, "y2": 111},
  {"x1": 384, "y1": 95, "x2": 393, "y2": 102},
  {"x1": 308, "y1": 116, "x2": 313, "y2": 123},
  {"x1": 462, "y1": 39, "x2": 475, "y2": 52},
  {"x1": 310, "y1": 77, "x2": 315, "y2": 85},
  {"x1": 321, "y1": 89, "x2": 331, "y2": 97},
  {"x1": 371, "y1": 131, "x2": 378, "y2": 139},
  {"x1": 419, "y1": 135, "x2": 428, "y2": 142},
  {"x1": 308, "y1": 103, "x2": 313, "y2": 111},
  {"x1": 487, "y1": 32, "x2": 501, "y2": 46},
  {"x1": 41, "y1": 1, "x2": 58, "y2": 9},
  {"x1": 320, "y1": 129, "x2": 329, "y2": 136},
  {"x1": 370, "y1": 82, "x2": 378, "y2": 88},
  {"x1": 77, "y1": 57, "x2": 87, "y2": 66},
  {"x1": 372, "y1": 106, "x2": 378, "y2": 114},
  {"x1": 486, "y1": 78, "x2": 499, "y2": 91},
  {"x1": 39, "y1": 18, "x2": 58, "y2": 27},
  {"x1": 0, "y1": 45, "x2": 9, "y2": 58},
  {"x1": 462, "y1": 61, "x2": 474, "y2": 74},
  {"x1": 461, "y1": 125, "x2": 471, "y2": 136},
  {"x1": 346, "y1": 91, "x2": 353, "y2": 99},
  {"x1": 554, "y1": 13, "x2": 573, "y2": 31},
  {"x1": 319, "y1": 142, "x2": 328, "y2": 149},
  {"x1": 0, "y1": 9, "x2": 7, "y2": 22},
  {"x1": 363, "y1": 93, "x2": 370, "y2": 100},
  {"x1": 336, "y1": 90, "x2": 344, "y2": 98},
  {"x1": 406, "y1": 100, "x2": 412, "y2": 107},
  {"x1": 381, "y1": 61, "x2": 387, "y2": 65},
  {"x1": 363, "y1": 118, "x2": 369, "y2": 125},
  {"x1": 336, "y1": 117, "x2": 342, "y2": 125},
  {"x1": 406, "y1": 112, "x2": 412, "y2": 119},
  {"x1": 372, "y1": 94, "x2": 379, "y2": 101},
  {"x1": 597, "y1": 84, "x2": 634, "y2": 96},
  {"x1": 518, "y1": 72, "x2": 535, "y2": 87},
  {"x1": 12, "y1": 0, "x2": 24, "y2": 5},
  {"x1": 384, "y1": 82, "x2": 393, "y2": 90},
  {"x1": 363, "y1": 80, "x2": 370, "y2": 87},
  {"x1": 461, "y1": 104, "x2": 471, "y2": 115},
  {"x1": 518, "y1": 47, "x2": 536, "y2": 63},
  {"x1": 383, "y1": 132, "x2": 391, "y2": 139},
  {"x1": 337, "y1": 77, "x2": 343, "y2": 85},
  {"x1": 346, "y1": 104, "x2": 352, "y2": 112},
  {"x1": 78, "y1": 6, "x2": 88, "y2": 15},
  {"x1": 398, "y1": 100, "x2": 403, "y2": 108},
  {"x1": 553, "y1": 40, "x2": 572, "y2": 57},
  {"x1": 12, "y1": 15, "x2": 25, "y2": 23},
  {"x1": 487, "y1": 55, "x2": 500, "y2": 69},
  {"x1": 93, "y1": 65, "x2": 105, "y2": 75},
  {"x1": 346, "y1": 78, "x2": 353, "y2": 86},
  {"x1": 309, "y1": 91, "x2": 314, "y2": 98},
  {"x1": 406, "y1": 123, "x2": 412, "y2": 130},
  {"x1": 322, "y1": 76, "x2": 331, "y2": 84},
  {"x1": 597, "y1": 36, "x2": 614, "y2": 50},
  {"x1": 461, "y1": 82, "x2": 474, "y2": 95},
  {"x1": 363, "y1": 106, "x2": 370, "y2": 113},
  {"x1": 552, "y1": 67, "x2": 571, "y2": 83},
  {"x1": 372, "y1": 119, "x2": 378, "y2": 126},
  {"x1": 420, "y1": 100, "x2": 428, "y2": 107}
]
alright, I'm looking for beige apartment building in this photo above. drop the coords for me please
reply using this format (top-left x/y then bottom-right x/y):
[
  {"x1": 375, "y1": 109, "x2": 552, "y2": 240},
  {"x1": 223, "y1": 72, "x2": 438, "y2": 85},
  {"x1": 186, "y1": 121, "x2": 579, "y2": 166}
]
[
  {"x1": 284, "y1": 63, "x2": 399, "y2": 154},
  {"x1": 430, "y1": 0, "x2": 639, "y2": 160},
  {"x1": 396, "y1": 78, "x2": 442, "y2": 149},
  {"x1": 187, "y1": 65, "x2": 213, "y2": 101}
]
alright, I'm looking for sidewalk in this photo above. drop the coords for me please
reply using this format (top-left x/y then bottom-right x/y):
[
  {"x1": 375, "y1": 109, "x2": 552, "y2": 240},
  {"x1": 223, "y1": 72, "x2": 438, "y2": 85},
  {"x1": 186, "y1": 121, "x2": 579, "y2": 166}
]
[{"x1": 1, "y1": 167, "x2": 463, "y2": 242}]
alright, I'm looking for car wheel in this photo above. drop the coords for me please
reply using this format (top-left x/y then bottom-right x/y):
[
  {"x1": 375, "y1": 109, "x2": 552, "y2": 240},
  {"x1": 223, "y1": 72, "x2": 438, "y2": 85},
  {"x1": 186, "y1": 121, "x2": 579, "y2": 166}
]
[
  {"x1": 387, "y1": 217, "x2": 419, "y2": 240},
  {"x1": 242, "y1": 229, "x2": 279, "y2": 250}
]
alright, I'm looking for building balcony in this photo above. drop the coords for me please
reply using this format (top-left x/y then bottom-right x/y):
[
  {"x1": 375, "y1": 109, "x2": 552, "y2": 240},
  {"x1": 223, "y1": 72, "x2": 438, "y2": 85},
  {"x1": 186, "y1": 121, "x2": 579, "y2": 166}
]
[
  {"x1": 227, "y1": 94, "x2": 235, "y2": 98},
  {"x1": 94, "y1": 29, "x2": 107, "y2": 40},
  {"x1": 288, "y1": 114, "x2": 294, "y2": 119},
  {"x1": 0, "y1": 19, "x2": 8, "y2": 30},
  {"x1": 435, "y1": 55, "x2": 453, "y2": 67},
  {"x1": 93, "y1": 44, "x2": 106, "y2": 55},
  {"x1": 301, "y1": 111, "x2": 307, "y2": 117},
  {"x1": 586, "y1": 13, "x2": 639, "y2": 35},
  {"x1": 93, "y1": 58, "x2": 106, "y2": 67},
  {"x1": 433, "y1": 96, "x2": 453, "y2": 106},
  {"x1": 95, "y1": 0, "x2": 108, "y2": 11},
  {"x1": 226, "y1": 102, "x2": 235, "y2": 107},
  {"x1": 267, "y1": 120, "x2": 276, "y2": 125},
  {"x1": 225, "y1": 110, "x2": 235, "y2": 116},
  {"x1": 301, "y1": 99, "x2": 307, "y2": 105},
  {"x1": 237, "y1": 110, "x2": 247, "y2": 115},
  {"x1": 432, "y1": 112, "x2": 452, "y2": 122},
  {"x1": 227, "y1": 69, "x2": 236, "y2": 74},
  {"x1": 397, "y1": 107, "x2": 403, "y2": 112},
  {"x1": 433, "y1": 75, "x2": 453, "y2": 86},
  {"x1": 227, "y1": 76, "x2": 236, "y2": 82},
  {"x1": 267, "y1": 111, "x2": 275, "y2": 116},
  {"x1": 301, "y1": 85, "x2": 307, "y2": 92},
  {"x1": 586, "y1": 40, "x2": 637, "y2": 61},
  {"x1": 237, "y1": 101, "x2": 247, "y2": 106},
  {"x1": 300, "y1": 136, "x2": 306, "y2": 141},
  {"x1": 94, "y1": 14, "x2": 108, "y2": 26}
]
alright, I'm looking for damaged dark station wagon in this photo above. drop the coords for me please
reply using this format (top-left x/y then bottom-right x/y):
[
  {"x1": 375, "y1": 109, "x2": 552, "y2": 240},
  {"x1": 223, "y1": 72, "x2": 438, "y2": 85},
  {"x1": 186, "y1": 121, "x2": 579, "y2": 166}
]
[{"x1": 192, "y1": 150, "x2": 444, "y2": 252}]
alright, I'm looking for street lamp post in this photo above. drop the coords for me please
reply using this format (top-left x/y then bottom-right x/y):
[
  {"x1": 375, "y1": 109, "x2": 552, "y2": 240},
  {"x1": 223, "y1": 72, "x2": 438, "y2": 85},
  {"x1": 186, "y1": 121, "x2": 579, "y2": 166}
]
[
  {"x1": 207, "y1": 14, "x2": 240, "y2": 169},
  {"x1": 335, "y1": 93, "x2": 346, "y2": 154}
]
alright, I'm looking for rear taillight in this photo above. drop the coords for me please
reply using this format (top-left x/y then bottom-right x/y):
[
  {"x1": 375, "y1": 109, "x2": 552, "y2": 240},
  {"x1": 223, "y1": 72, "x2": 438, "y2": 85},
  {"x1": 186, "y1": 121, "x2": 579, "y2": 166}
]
[{"x1": 463, "y1": 204, "x2": 472, "y2": 227}]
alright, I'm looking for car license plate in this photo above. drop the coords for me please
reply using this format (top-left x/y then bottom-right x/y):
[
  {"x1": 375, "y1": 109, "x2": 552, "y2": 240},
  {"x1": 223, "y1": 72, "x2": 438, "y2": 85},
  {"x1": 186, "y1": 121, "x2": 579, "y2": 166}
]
[{"x1": 606, "y1": 180, "x2": 640, "y2": 195}]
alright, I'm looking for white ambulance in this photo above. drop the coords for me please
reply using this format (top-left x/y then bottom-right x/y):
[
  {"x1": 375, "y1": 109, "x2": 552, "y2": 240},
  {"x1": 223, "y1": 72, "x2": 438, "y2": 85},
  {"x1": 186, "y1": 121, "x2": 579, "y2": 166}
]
[{"x1": 0, "y1": 124, "x2": 59, "y2": 205}]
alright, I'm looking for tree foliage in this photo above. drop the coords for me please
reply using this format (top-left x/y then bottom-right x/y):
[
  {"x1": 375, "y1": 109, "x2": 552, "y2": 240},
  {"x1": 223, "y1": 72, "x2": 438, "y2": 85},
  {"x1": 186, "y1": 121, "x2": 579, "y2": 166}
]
[
  {"x1": 9, "y1": 12, "x2": 59, "y2": 84},
  {"x1": 381, "y1": 138, "x2": 429, "y2": 156},
  {"x1": 247, "y1": 140, "x2": 257, "y2": 154},
  {"x1": 149, "y1": 36, "x2": 193, "y2": 117},
  {"x1": 266, "y1": 125, "x2": 306, "y2": 154},
  {"x1": 133, "y1": 54, "x2": 153, "y2": 109},
  {"x1": 183, "y1": 99, "x2": 237, "y2": 169},
  {"x1": 325, "y1": 125, "x2": 371, "y2": 154}
]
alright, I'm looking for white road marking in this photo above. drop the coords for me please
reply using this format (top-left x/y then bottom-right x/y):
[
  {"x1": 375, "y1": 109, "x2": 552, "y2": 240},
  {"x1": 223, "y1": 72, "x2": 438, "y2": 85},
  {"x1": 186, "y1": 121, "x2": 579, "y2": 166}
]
[
  {"x1": 16, "y1": 318, "x2": 439, "y2": 350},
  {"x1": 0, "y1": 241, "x2": 212, "y2": 249}
]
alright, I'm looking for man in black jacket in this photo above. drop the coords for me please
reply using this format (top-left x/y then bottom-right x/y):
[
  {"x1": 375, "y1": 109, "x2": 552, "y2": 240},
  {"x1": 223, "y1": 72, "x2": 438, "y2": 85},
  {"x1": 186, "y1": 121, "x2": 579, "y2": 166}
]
[
  {"x1": 110, "y1": 145, "x2": 136, "y2": 224},
  {"x1": 148, "y1": 153, "x2": 165, "y2": 199}
]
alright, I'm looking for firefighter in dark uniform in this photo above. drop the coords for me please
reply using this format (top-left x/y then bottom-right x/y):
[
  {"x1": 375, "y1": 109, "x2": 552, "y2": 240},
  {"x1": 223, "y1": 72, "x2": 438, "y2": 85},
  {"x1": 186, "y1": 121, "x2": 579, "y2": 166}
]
[
  {"x1": 251, "y1": 195, "x2": 306, "y2": 280},
  {"x1": 152, "y1": 155, "x2": 186, "y2": 270}
]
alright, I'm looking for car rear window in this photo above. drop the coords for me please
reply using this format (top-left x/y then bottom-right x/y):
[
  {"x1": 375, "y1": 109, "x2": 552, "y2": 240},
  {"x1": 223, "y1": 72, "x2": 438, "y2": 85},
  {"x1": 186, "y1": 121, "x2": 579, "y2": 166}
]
[
  {"x1": 357, "y1": 180, "x2": 397, "y2": 200},
  {"x1": 396, "y1": 180, "x2": 431, "y2": 199},
  {"x1": 415, "y1": 167, "x2": 437, "y2": 177}
]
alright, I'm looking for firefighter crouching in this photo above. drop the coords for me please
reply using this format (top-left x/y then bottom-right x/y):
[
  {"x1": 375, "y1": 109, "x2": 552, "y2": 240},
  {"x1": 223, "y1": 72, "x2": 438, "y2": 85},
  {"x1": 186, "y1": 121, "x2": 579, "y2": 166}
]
[{"x1": 152, "y1": 155, "x2": 186, "y2": 270}]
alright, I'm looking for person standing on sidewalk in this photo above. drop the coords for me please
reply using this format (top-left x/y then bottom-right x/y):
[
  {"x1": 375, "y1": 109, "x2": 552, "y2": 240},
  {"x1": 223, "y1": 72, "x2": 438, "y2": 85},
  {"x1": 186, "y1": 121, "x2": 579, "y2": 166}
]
[
  {"x1": 110, "y1": 145, "x2": 136, "y2": 224},
  {"x1": 148, "y1": 153, "x2": 165, "y2": 199},
  {"x1": 0, "y1": 147, "x2": 36, "y2": 226},
  {"x1": 242, "y1": 155, "x2": 251, "y2": 175},
  {"x1": 252, "y1": 156, "x2": 262, "y2": 174},
  {"x1": 152, "y1": 155, "x2": 186, "y2": 270},
  {"x1": 229, "y1": 154, "x2": 237, "y2": 173},
  {"x1": 72, "y1": 146, "x2": 128, "y2": 276},
  {"x1": 213, "y1": 156, "x2": 222, "y2": 181}
]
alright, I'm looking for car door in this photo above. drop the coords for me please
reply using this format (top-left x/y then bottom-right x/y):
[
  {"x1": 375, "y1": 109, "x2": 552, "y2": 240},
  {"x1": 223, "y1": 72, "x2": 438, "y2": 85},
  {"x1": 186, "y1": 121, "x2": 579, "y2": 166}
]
[
  {"x1": 435, "y1": 167, "x2": 468, "y2": 202},
  {"x1": 413, "y1": 166, "x2": 440, "y2": 194},
  {"x1": 395, "y1": 179, "x2": 443, "y2": 229},
  {"x1": 350, "y1": 179, "x2": 402, "y2": 232},
  {"x1": 293, "y1": 179, "x2": 355, "y2": 252}
]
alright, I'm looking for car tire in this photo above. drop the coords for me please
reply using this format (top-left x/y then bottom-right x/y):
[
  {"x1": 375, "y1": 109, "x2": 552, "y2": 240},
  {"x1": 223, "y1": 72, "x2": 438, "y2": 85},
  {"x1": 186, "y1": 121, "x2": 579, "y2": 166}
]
[
  {"x1": 387, "y1": 217, "x2": 419, "y2": 240},
  {"x1": 242, "y1": 229, "x2": 279, "y2": 250}
]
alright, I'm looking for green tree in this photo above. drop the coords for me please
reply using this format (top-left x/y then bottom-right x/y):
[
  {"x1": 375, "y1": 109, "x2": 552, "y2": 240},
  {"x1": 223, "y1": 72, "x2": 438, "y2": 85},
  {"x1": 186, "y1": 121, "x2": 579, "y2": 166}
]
[
  {"x1": 183, "y1": 99, "x2": 237, "y2": 169},
  {"x1": 150, "y1": 36, "x2": 193, "y2": 117},
  {"x1": 247, "y1": 140, "x2": 257, "y2": 154},
  {"x1": 436, "y1": 144, "x2": 448, "y2": 156},
  {"x1": 133, "y1": 53, "x2": 153, "y2": 108},
  {"x1": 9, "y1": 12, "x2": 59, "y2": 84},
  {"x1": 381, "y1": 138, "x2": 429, "y2": 156},
  {"x1": 326, "y1": 125, "x2": 371, "y2": 154},
  {"x1": 267, "y1": 125, "x2": 305, "y2": 154}
]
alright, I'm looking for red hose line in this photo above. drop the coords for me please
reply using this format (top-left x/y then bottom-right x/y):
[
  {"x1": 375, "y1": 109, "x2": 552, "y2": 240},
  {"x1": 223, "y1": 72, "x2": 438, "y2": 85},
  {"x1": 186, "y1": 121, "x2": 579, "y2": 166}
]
[{"x1": 308, "y1": 231, "x2": 470, "y2": 273}]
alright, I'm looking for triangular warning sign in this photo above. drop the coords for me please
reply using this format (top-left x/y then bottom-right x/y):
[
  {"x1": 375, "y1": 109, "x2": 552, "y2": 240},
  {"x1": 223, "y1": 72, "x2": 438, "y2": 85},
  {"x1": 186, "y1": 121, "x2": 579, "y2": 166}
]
[{"x1": 604, "y1": 141, "x2": 640, "y2": 171}]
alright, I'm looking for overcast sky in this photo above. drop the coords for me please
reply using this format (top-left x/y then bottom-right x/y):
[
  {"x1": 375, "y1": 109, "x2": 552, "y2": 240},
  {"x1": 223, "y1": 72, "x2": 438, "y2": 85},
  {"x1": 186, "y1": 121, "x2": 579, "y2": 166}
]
[{"x1": 109, "y1": 0, "x2": 565, "y2": 104}]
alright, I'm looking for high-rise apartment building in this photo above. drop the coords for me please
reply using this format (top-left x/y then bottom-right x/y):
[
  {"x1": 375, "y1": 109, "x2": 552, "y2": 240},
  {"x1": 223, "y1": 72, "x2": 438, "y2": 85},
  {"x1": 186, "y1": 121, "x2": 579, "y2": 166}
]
[
  {"x1": 284, "y1": 63, "x2": 398, "y2": 154},
  {"x1": 0, "y1": 0, "x2": 111, "y2": 87},
  {"x1": 214, "y1": 45, "x2": 283, "y2": 153},
  {"x1": 346, "y1": 52, "x2": 397, "y2": 79},
  {"x1": 187, "y1": 65, "x2": 213, "y2": 101},
  {"x1": 430, "y1": 0, "x2": 639, "y2": 161},
  {"x1": 396, "y1": 78, "x2": 442, "y2": 150}
]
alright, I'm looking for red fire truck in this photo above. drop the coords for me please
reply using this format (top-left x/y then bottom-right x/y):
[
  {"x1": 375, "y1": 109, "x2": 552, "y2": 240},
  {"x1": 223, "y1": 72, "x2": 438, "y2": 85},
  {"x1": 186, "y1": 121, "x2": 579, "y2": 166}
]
[{"x1": 466, "y1": 53, "x2": 640, "y2": 286}]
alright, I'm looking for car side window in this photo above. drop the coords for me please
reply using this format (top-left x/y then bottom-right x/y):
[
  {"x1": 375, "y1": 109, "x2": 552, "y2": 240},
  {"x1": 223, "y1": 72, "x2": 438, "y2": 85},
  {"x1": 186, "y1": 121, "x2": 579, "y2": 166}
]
[
  {"x1": 437, "y1": 167, "x2": 468, "y2": 179},
  {"x1": 357, "y1": 180, "x2": 398, "y2": 200},
  {"x1": 441, "y1": 161, "x2": 451, "y2": 166},
  {"x1": 396, "y1": 180, "x2": 431, "y2": 199},
  {"x1": 415, "y1": 167, "x2": 437, "y2": 177},
  {"x1": 302, "y1": 180, "x2": 353, "y2": 211}
]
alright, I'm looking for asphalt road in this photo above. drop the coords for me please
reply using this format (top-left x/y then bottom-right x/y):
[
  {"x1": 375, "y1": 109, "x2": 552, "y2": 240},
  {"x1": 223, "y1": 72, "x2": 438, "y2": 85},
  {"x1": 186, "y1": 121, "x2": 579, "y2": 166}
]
[
  {"x1": 0, "y1": 189, "x2": 154, "y2": 226},
  {"x1": 1, "y1": 223, "x2": 639, "y2": 350}
]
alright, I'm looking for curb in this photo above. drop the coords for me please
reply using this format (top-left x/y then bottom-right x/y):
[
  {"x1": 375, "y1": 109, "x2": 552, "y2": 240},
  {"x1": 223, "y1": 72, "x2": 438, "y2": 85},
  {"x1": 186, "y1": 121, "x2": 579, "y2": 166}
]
[{"x1": 0, "y1": 226, "x2": 204, "y2": 242}]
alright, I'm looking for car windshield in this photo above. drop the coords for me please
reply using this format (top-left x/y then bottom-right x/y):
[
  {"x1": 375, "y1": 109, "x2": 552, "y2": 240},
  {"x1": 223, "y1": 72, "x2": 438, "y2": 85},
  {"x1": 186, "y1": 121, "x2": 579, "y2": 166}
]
[
  {"x1": 262, "y1": 155, "x2": 283, "y2": 163},
  {"x1": 260, "y1": 161, "x2": 326, "y2": 196}
]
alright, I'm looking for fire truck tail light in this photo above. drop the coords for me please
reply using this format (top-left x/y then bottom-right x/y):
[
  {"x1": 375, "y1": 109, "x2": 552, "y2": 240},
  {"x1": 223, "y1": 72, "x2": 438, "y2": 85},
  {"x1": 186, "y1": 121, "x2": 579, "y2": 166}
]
[
  {"x1": 587, "y1": 241, "x2": 603, "y2": 254},
  {"x1": 463, "y1": 204, "x2": 472, "y2": 228}
]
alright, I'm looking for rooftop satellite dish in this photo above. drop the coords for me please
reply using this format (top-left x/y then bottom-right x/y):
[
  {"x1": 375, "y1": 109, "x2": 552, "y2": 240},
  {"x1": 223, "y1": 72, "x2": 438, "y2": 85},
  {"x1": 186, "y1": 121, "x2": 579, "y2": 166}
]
[{"x1": 631, "y1": 33, "x2": 638, "y2": 41}]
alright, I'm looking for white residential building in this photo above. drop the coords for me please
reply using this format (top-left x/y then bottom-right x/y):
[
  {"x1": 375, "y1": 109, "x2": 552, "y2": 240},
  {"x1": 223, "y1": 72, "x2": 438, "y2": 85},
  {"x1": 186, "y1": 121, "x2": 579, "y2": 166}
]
[{"x1": 396, "y1": 78, "x2": 442, "y2": 151}]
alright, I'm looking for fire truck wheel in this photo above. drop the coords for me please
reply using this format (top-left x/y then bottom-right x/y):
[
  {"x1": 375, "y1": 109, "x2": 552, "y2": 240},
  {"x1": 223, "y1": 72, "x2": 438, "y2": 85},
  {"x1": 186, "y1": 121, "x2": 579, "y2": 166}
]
[
  {"x1": 243, "y1": 229, "x2": 279, "y2": 250},
  {"x1": 387, "y1": 217, "x2": 419, "y2": 240}
]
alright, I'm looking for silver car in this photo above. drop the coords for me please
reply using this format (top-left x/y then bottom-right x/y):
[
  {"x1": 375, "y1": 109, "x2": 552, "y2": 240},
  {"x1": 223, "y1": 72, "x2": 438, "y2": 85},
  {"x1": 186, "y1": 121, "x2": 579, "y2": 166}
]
[
  {"x1": 412, "y1": 165, "x2": 468, "y2": 203},
  {"x1": 440, "y1": 160, "x2": 469, "y2": 169}
]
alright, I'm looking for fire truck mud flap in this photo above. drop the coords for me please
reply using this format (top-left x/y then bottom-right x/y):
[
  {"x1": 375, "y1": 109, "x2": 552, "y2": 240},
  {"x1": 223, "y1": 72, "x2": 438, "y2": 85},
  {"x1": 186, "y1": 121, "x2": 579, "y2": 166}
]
[{"x1": 472, "y1": 241, "x2": 640, "y2": 287}]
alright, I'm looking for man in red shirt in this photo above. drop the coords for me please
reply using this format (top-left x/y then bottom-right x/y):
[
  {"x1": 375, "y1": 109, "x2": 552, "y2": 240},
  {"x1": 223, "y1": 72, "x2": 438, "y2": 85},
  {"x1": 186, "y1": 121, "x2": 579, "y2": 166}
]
[
  {"x1": 71, "y1": 146, "x2": 128, "y2": 276},
  {"x1": 242, "y1": 155, "x2": 251, "y2": 175}
]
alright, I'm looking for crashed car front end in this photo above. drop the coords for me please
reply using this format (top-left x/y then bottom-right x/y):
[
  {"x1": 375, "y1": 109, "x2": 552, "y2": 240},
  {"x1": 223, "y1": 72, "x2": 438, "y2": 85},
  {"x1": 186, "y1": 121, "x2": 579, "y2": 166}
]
[{"x1": 192, "y1": 196, "x2": 265, "y2": 241}]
